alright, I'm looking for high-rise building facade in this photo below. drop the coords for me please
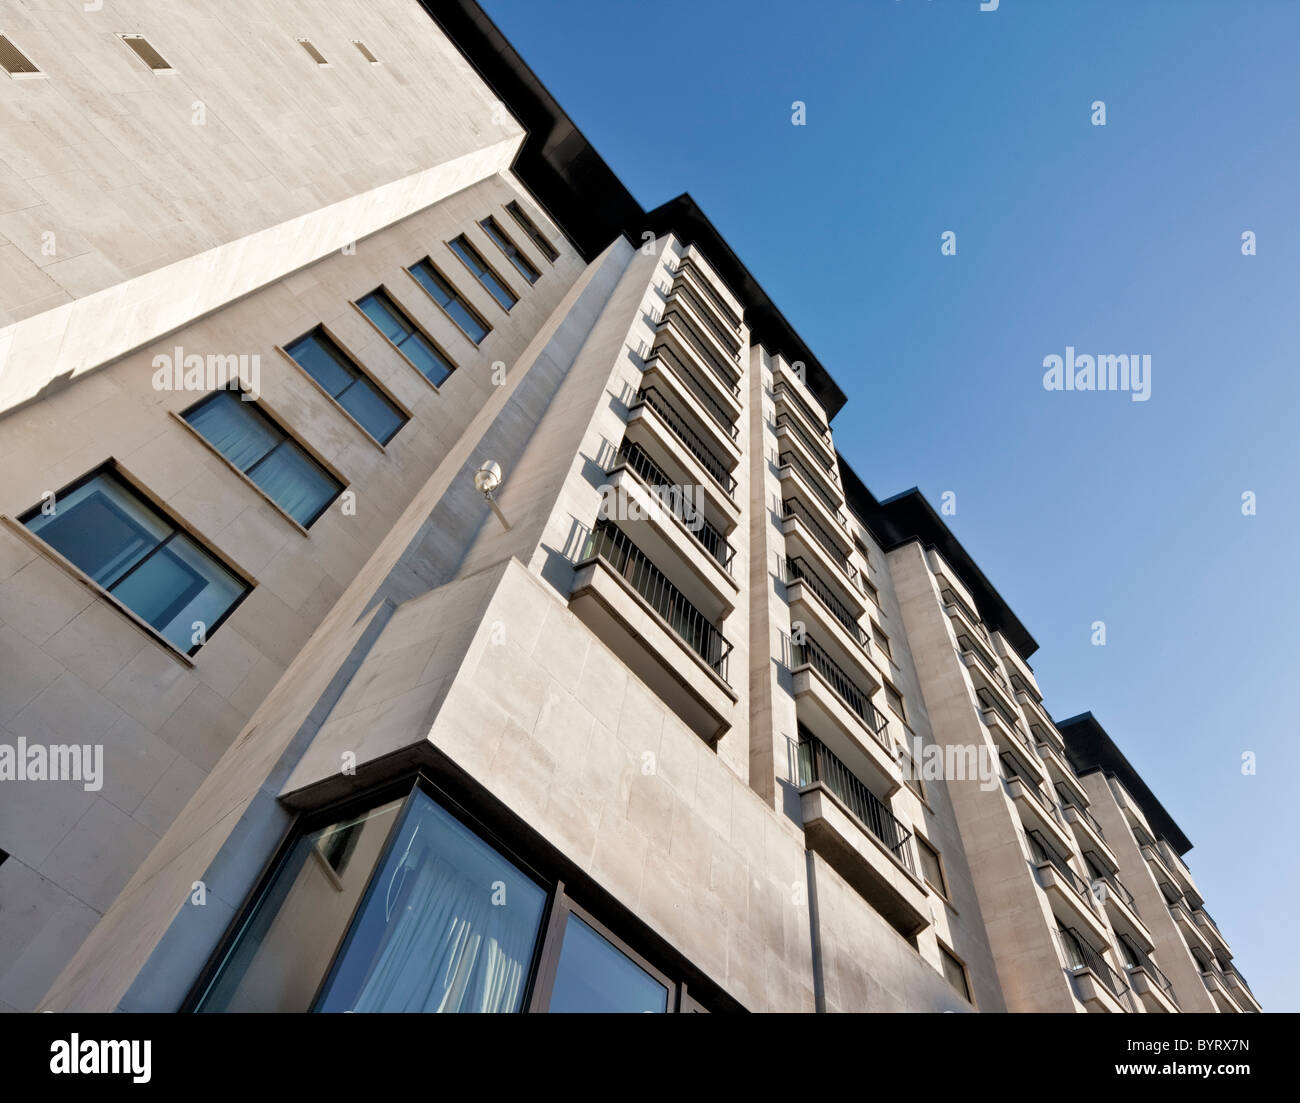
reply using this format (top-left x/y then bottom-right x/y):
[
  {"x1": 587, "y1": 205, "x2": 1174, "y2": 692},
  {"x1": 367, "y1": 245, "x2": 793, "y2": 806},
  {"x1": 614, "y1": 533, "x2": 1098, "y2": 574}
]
[{"x1": 0, "y1": 0, "x2": 1258, "y2": 1014}]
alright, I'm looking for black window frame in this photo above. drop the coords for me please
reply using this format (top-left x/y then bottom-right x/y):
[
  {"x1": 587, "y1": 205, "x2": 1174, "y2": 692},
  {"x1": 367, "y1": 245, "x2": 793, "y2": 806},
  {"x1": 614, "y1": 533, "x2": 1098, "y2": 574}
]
[
  {"x1": 180, "y1": 387, "x2": 344, "y2": 529},
  {"x1": 17, "y1": 461, "x2": 252, "y2": 657}
]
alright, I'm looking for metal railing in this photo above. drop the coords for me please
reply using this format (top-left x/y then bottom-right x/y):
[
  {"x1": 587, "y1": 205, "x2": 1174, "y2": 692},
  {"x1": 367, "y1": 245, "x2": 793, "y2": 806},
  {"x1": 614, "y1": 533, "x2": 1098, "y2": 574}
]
[
  {"x1": 956, "y1": 633, "x2": 1008, "y2": 690},
  {"x1": 782, "y1": 556, "x2": 867, "y2": 647},
  {"x1": 790, "y1": 635, "x2": 889, "y2": 748},
  {"x1": 672, "y1": 258, "x2": 742, "y2": 330},
  {"x1": 975, "y1": 685, "x2": 1024, "y2": 737},
  {"x1": 772, "y1": 379, "x2": 831, "y2": 442},
  {"x1": 774, "y1": 411, "x2": 836, "y2": 472},
  {"x1": 1085, "y1": 856, "x2": 1138, "y2": 912},
  {"x1": 632, "y1": 386, "x2": 736, "y2": 495},
  {"x1": 1026, "y1": 828, "x2": 1092, "y2": 901},
  {"x1": 1119, "y1": 933, "x2": 1178, "y2": 1005},
  {"x1": 797, "y1": 727, "x2": 915, "y2": 874},
  {"x1": 1055, "y1": 784, "x2": 1107, "y2": 839},
  {"x1": 582, "y1": 521, "x2": 731, "y2": 683},
  {"x1": 648, "y1": 342, "x2": 739, "y2": 439},
  {"x1": 668, "y1": 278, "x2": 742, "y2": 355},
  {"x1": 939, "y1": 586, "x2": 990, "y2": 641},
  {"x1": 612, "y1": 440, "x2": 735, "y2": 572},
  {"x1": 658, "y1": 306, "x2": 741, "y2": 393},
  {"x1": 1000, "y1": 752, "x2": 1057, "y2": 820},
  {"x1": 778, "y1": 450, "x2": 847, "y2": 522},
  {"x1": 1058, "y1": 925, "x2": 1129, "y2": 1003},
  {"x1": 781, "y1": 498, "x2": 855, "y2": 578},
  {"x1": 1009, "y1": 671, "x2": 1042, "y2": 704}
]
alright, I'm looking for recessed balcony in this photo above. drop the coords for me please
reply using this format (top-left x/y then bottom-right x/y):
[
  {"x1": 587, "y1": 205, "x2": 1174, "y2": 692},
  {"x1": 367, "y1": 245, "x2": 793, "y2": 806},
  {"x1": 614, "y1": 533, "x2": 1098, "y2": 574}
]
[
  {"x1": 1056, "y1": 786, "x2": 1121, "y2": 868},
  {"x1": 1200, "y1": 965, "x2": 1243, "y2": 1013},
  {"x1": 1026, "y1": 829, "x2": 1110, "y2": 945},
  {"x1": 777, "y1": 456, "x2": 850, "y2": 554},
  {"x1": 774, "y1": 410, "x2": 837, "y2": 478},
  {"x1": 798, "y1": 729, "x2": 929, "y2": 938},
  {"x1": 1223, "y1": 967, "x2": 1261, "y2": 1012},
  {"x1": 654, "y1": 305, "x2": 742, "y2": 415},
  {"x1": 1089, "y1": 862, "x2": 1155, "y2": 951},
  {"x1": 772, "y1": 378, "x2": 832, "y2": 451},
  {"x1": 1119, "y1": 934, "x2": 1180, "y2": 1013},
  {"x1": 666, "y1": 273, "x2": 743, "y2": 358},
  {"x1": 672, "y1": 255, "x2": 744, "y2": 336},
  {"x1": 1191, "y1": 907, "x2": 1232, "y2": 961},
  {"x1": 570, "y1": 521, "x2": 736, "y2": 742},
  {"x1": 627, "y1": 386, "x2": 738, "y2": 515},
  {"x1": 642, "y1": 348, "x2": 740, "y2": 461},
  {"x1": 782, "y1": 556, "x2": 880, "y2": 685},
  {"x1": 1057, "y1": 926, "x2": 1133, "y2": 1013},
  {"x1": 781, "y1": 497, "x2": 861, "y2": 597},
  {"x1": 1036, "y1": 737, "x2": 1090, "y2": 808},
  {"x1": 1168, "y1": 899, "x2": 1215, "y2": 961},
  {"x1": 791, "y1": 635, "x2": 899, "y2": 795},
  {"x1": 1111, "y1": 777, "x2": 1156, "y2": 840},
  {"x1": 975, "y1": 685, "x2": 1042, "y2": 768},
  {"x1": 1001, "y1": 753, "x2": 1075, "y2": 854},
  {"x1": 1158, "y1": 839, "x2": 1204, "y2": 908}
]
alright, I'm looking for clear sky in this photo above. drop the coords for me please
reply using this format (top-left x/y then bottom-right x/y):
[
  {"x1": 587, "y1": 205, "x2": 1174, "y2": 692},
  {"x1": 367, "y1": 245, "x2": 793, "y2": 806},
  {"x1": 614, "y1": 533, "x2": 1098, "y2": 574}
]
[{"x1": 483, "y1": 0, "x2": 1300, "y2": 1011}]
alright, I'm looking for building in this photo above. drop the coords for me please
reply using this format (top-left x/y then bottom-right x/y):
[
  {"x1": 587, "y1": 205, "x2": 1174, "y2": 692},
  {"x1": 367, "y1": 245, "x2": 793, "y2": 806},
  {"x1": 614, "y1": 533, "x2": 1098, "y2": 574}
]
[{"x1": 0, "y1": 0, "x2": 1258, "y2": 1013}]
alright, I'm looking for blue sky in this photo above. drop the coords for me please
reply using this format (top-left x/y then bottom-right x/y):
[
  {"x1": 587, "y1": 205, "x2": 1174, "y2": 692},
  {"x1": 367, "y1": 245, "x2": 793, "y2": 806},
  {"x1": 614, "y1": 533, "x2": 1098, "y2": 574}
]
[{"x1": 483, "y1": 0, "x2": 1300, "y2": 1010}]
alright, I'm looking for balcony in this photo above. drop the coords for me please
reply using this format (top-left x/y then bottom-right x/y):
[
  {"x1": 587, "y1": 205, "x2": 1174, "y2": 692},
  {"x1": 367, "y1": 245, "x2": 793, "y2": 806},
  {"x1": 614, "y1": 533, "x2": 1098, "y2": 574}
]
[
  {"x1": 1026, "y1": 829, "x2": 1110, "y2": 944},
  {"x1": 629, "y1": 385, "x2": 737, "y2": 502},
  {"x1": 1057, "y1": 926, "x2": 1133, "y2": 1013},
  {"x1": 1111, "y1": 777, "x2": 1156, "y2": 840},
  {"x1": 781, "y1": 497, "x2": 862, "y2": 597},
  {"x1": 791, "y1": 635, "x2": 899, "y2": 795},
  {"x1": 644, "y1": 343, "x2": 740, "y2": 447},
  {"x1": 654, "y1": 303, "x2": 742, "y2": 412},
  {"x1": 975, "y1": 685, "x2": 1039, "y2": 763},
  {"x1": 1158, "y1": 839, "x2": 1203, "y2": 908},
  {"x1": 666, "y1": 273, "x2": 743, "y2": 358},
  {"x1": 672, "y1": 256, "x2": 743, "y2": 335},
  {"x1": 570, "y1": 521, "x2": 736, "y2": 742},
  {"x1": 1056, "y1": 784, "x2": 1121, "y2": 869},
  {"x1": 798, "y1": 729, "x2": 929, "y2": 937},
  {"x1": 1200, "y1": 962, "x2": 1244, "y2": 1014},
  {"x1": 1223, "y1": 967, "x2": 1261, "y2": 1012},
  {"x1": 1088, "y1": 858, "x2": 1154, "y2": 950},
  {"x1": 772, "y1": 377, "x2": 832, "y2": 448},
  {"x1": 1168, "y1": 898, "x2": 1215, "y2": 961},
  {"x1": 958, "y1": 633, "x2": 1012, "y2": 698},
  {"x1": 782, "y1": 556, "x2": 882, "y2": 690},
  {"x1": 1119, "y1": 934, "x2": 1180, "y2": 1013},
  {"x1": 774, "y1": 410, "x2": 837, "y2": 476},
  {"x1": 1036, "y1": 736, "x2": 1089, "y2": 809},
  {"x1": 609, "y1": 439, "x2": 736, "y2": 581},
  {"x1": 1192, "y1": 906, "x2": 1232, "y2": 961},
  {"x1": 995, "y1": 635, "x2": 1041, "y2": 699},
  {"x1": 777, "y1": 447, "x2": 845, "y2": 518},
  {"x1": 1001, "y1": 753, "x2": 1074, "y2": 854}
]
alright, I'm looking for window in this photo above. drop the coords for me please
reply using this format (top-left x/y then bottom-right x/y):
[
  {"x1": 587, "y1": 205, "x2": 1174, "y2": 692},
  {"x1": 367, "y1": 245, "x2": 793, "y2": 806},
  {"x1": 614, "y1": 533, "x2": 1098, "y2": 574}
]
[
  {"x1": 193, "y1": 781, "x2": 712, "y2": 1013},
  {"x1": 283, "y1": 327, "x2": 407, "y2": 445},
  {"x1": 505, "y1": 199, "x2": 559, "y2": 262},
  {"x1": 871, "y1": 621, "x2": 892, "y2": 658},
  {"x1": 407, "y1": 259, "x2": 490, "y2": 344},
  {"x1": 21, "y1": 467, "x2": 249, "y2": 655},
  {"x1": 297, "y1": 38, "x2": 328, "y2": 65},
  {"x1": 353, "y1": 41, "x2": 379, "y2": 63},
  {"x1": 182, "y1": 389, "x2": 342, "y2": 527},
  {"x1": 479, "y1": 216, "x2": 540, "y2": 284},
  {"x1": 917, "y1": 836, "x2": 947, "y2": 897},
  {"x1": 862, "y1": 575, "x2": 880, "y2": 605},
  {"x1": 884, "y1": 680, "x2": 906, "y2": 720},
  {"x1": 356, "y1": 289, "x2": 455, "y2": 387},
  {"x1": 448, "y1": 234, "x2": 517, "y2": 310},
  {"x1": 939, "y1": 944, "x2": 972, "y2": 1003},
  {"x1": 852, "y1": 535, "x2": 872, "y2": 566},
  {"x1": 118, "y1": 34, "x2": 171, "y2": 71},
  {"x1": 0, "y1": 34, "x2": 40, "y2": 75}
]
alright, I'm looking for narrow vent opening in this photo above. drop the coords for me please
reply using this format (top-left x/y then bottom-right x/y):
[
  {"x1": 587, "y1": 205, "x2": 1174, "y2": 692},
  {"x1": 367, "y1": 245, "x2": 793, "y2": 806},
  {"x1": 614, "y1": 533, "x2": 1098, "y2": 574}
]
[
  {"x1": 119, "y1": 34, "x2": 172, "y2": 71},
  {"x1": 0, "y1": 34, "x2": 40, "y2": 75},
  {"x1": 297, "y1": 38, "x2": 328, "y2": 65},
  {"x1": 353, "y1": 41, "x2": 379, "y2": 64}
]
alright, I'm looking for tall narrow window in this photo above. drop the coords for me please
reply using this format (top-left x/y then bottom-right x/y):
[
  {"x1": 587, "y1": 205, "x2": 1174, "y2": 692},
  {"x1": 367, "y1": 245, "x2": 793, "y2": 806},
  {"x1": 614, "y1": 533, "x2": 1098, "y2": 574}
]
[
  {"x1": 917, "y1": 836, "x2": 948, "y2": 897},
  {"x1": 871, "y1": 621, "x2": 892, "y2": 658},
  {"x1": 939, "y1": 944, "x2": 972, "y2": 1003},
  {"x1": 479, "y1": 216, "x2": 540, "y2": 285},
  {"x1": 448, "y1": 234, "x2": 517, "y2": 310},
  {"x1": 118, "y1": 34, "x2": 172, "y2": 71},
  {"x1": 407, "y1": 259, "x2": 490, "y2": 344},
  {"x1": 182, "y1": 390, "x2": 342, "y2": 527},
  {"x1": 505, "y1": 200, "x2": 559, "y2": 262},
  {"x1": 356, "y1": 289, "x2": 455, "y2": 387},
  {"x1": 0, "y1": 35, "x2": 41, "y2": 75},
  {"x1": 284, "y1": 328, "x2": 407, "y2": 445},
  {"x1": 297, "y1": 38, "x2": 328, "y2": 65},
  {"x1": 353, "y1": 41, "x2": 379, "y2": 63},
  {"x1": 21, "y1": 468, "x2": 249, "y2": 655},
  {"x1": 884, "y1": 680, "x2": 906, "y2": 719}
]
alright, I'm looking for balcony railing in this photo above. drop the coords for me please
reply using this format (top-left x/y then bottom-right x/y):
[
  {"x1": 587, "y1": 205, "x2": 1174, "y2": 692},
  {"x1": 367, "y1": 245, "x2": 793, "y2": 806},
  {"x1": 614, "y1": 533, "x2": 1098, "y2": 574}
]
[
  {"x1": 1026, "y1": 828, "x2": 1092, "y2": 902},
  {"x1": 777, "y1": 450, "x2": 847, "y2": 523},
  {"x1": 1119, "y1": 933, "x2": 1178, "y2": 1005},
  {"x1": 648, "y1": 342, "x2": 739, "y2": 439},
  {"x1": 975, "y1": 684, "x2": 1027, "y2": 740},
  {"x1": 1087, "y1": 858, "x2": 1138, "y2": 912},
  {"x1": 783, "y1": 556, "x2": 868, "y2": 647},
  {"x1": 672, "y1": 258, "x2": 742, "y2": 330},
  {"x1": 939, "y1": 585, "x2": 990, "y2": 641},
  {"x1": 1058, "y1": 925, "x2": 1129, "y2": 1003},
  {"x1": 632, "y1": 386, "x2": 736, "y2": 495},
  {"x1": 956, "y1": 633, "x2": 1008, "y2": 690},
  {"x1": 659, "y1": 306, "x2": 741, "y2": 392},
  {"x1": 1000, "y1": 752, "x2": 1058, "y2": 820},
  {"x1": 772, "y1": 379, "x2": 831, "y2": 442},
  {"x1": 612, "y1": 440, "x2": 735, "y2": 573},
  {"x1": 798, "y1": 728, "x2": 915, "y2": 875},
  {"x1": 1055, "y1": 784, "x2": 1107, "y2": 840},
  {"x1": 668, "y1": 278, "x2": 742, "y2": 355},
  {"x1": 774, "y1": 411, "x2": 836, "y2": 472},
  {"x1": 791, "y1": 635, "x2": 889, "y2": 748},
  {"x1": 782, "y1": 498, "x2": 855, "y2": 579},
  {"x1": 582, "y1": 521, "x2": 731, "y2": 683}
]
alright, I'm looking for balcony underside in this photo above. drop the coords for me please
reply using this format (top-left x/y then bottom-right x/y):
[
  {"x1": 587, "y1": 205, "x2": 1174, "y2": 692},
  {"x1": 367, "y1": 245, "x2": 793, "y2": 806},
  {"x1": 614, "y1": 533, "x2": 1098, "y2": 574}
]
[
  {"x1": 793, "y1": 666, "x2": 898, "y2": 797},
  {"x1": 569, "y1": 558, "x2": 736, "y2": 743},
  {"x1": 800, "y1": 786, "x2": 929, "y2": 938},
  {"x1": 1068, "y1": 968, "x2": 1129, "y2": 1013},
  {"x1": 1035, "y1": 863, "x2": 1111, "y2": 946},
  {"x1": 1127, "y1": 967, "x2": 1179, "y2": 1013}
]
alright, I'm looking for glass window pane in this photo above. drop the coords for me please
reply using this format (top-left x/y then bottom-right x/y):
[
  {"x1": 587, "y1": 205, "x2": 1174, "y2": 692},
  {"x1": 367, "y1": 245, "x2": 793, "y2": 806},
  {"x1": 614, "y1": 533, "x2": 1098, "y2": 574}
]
[
  {"x1": 247, "y1": 441, "x2": 341, "y2": 526},
  {"x1": 25, "y1": 473, "x2": 169, "y2": 587},
  {"x1": 315, "y1": 789, "x2": 547, "y2": 1013},
  {"x1": 445, "y1": 299, "x2": 488, "y2": 343},
  {"x1": 548, "y1": 914, "x2": 669, "y2": 1013},
  {"x1": 451, "y1": 236, "x2": 517, "y2": 310},
  {"x1": 335, "y1": 379, "x2": 405, "y2": 444},
  {"x1": 113, "y1": 533, "x2": 247, "y2": 653},
  {"x1": 396, "y1": 332, "x2": 454, "y2": 387},
  {"x1": 941, "y1": 948, "x2": 970, "y2": 999},
  {"x1": 482, "y1": 218, "x2": 539, "y2": 284},
  {"x1": 409, "y1": 261, "x2": 490, "y2": 343},
  {"x1": 357, "y1": 292, "x2": 411, "y2": 344},
  {"x1": 185, "y1": 390, "x2": 281, "y2": 472},
  {"x1": 409, "y1": 260, "x2": 454, "y2": 307},
  {"x1": 285, "y1": 331, "x2": 356, "y2": 397},
  {"x1": 196, "y1": 800, "x2": 406, "y2": 1012}
]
